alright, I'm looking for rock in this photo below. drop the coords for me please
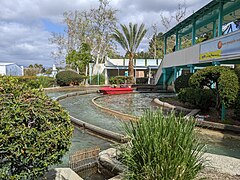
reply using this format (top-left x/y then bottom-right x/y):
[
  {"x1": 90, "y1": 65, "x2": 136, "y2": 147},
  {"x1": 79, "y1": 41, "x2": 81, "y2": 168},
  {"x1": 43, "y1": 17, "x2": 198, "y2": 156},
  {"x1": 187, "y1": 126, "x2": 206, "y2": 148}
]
[
  {"x1": 44, "y1": 168, "x2": 83, "y2": 180},
  {"x1": 99, "y1": 148, "x2": 127, "y2": 174}
]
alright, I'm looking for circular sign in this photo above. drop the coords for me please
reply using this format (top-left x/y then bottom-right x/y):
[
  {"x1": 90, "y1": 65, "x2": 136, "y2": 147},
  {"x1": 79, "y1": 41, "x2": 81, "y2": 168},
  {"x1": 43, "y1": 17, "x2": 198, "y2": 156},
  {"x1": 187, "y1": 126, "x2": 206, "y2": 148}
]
[{"x1": 218, "y1": 41, "x2": 222, "y2": 49}]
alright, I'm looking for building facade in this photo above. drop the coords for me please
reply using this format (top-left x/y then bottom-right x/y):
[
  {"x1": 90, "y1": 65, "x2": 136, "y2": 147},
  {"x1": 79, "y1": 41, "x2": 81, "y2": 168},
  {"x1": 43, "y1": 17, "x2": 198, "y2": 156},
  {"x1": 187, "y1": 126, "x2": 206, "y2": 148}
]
[
  {"x1": 0, "y1": 63, "x2": 23, "y2": 76},
  {"x1": 104, "y1": 58, "x2": 161, "y2": 84}
]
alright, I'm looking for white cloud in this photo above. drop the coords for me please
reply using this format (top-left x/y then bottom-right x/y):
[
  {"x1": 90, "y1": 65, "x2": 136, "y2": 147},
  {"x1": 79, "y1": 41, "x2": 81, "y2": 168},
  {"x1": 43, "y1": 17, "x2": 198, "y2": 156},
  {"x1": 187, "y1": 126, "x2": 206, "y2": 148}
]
[
  {"x1": 0, "y1": 21, "x2": 54, "y2": 66},
  {"x1": 0, "y1": 0, "x2": 211, "y2": 66}
]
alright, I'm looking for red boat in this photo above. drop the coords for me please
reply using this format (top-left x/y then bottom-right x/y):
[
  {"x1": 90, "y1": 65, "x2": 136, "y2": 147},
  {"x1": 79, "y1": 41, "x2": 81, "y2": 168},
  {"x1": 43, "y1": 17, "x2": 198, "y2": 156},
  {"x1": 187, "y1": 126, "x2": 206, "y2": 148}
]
[{"x1": 99, "y1": 86, "x2": 133, "y2": 95}]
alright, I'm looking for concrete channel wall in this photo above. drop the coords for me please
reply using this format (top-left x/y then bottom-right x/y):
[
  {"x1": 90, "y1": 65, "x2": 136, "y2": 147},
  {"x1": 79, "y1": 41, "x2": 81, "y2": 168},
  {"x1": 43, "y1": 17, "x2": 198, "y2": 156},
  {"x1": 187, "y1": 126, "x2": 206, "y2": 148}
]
[
  {"x1": 54, "y1": 90, "x2": 128, "y2": 143},
  {"x1": 152, "y1": 98, "x2": 240, "y2": 134},
  {"x1": 92, "y1": 96, "x2": 138, "y2": 122}
]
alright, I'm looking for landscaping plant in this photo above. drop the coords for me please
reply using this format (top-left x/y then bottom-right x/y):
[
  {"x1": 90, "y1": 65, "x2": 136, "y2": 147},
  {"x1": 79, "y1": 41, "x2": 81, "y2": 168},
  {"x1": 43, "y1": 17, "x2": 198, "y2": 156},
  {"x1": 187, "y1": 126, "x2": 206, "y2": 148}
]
[
  {"x1": 189, "y1": 66, "x2": 239, "y2": 109},
  {"x1": 178, "y1": 87, "x2": 215, "y2": 110},
  {"x1": 56, "y1": 70, "x2": 83, "y2": 86},
  {"x1": 16, "y1": 76, "x2": 55, "y2": 88},
  {"x1": 0, "y1": 76, "x2": 73, "y2": 179},
  {"x1": 109, "y1": 76, "x2": 132, "y2": 84},
  {"x1": 121, "y1": 110, "x2": 204, "y2": 180},
  {"x1": 113, "y1": 23, "x2": 147, "y2": 83},
  {"x1": 174, "y1": 73, "x2": 193, "y2": 93}
]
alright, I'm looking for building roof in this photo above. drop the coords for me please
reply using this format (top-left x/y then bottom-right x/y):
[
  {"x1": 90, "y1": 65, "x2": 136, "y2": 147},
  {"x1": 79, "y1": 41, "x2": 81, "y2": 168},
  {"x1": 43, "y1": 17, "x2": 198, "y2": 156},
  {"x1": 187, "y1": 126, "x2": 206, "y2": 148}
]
[
  {"x1": 164, "y1": 0, "x2": 240, "y2": 37},
  {"x1": 0, "y1": 62, "x2": 14, "y2": 66}
]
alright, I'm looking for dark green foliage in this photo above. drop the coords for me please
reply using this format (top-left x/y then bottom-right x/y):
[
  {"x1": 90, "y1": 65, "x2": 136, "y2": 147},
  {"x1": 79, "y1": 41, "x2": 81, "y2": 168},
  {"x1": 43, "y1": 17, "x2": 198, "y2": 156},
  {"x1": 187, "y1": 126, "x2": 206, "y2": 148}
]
[
  {"x1": 136, "y1": 77, "x2": 148, "y2": 84},
  {"x1": 56, "y1": 70, "x2": 83, "y2": 86},
  {"x1": 121, "y1": 110, "x2": 204, "y2": 180},
  {"x1": 234, "y1": 92, "x2": 240, "y2": 121},
  {"x1": 109, "y1": 76, "x2": 132, "y2": 84},
  {"x1": 15, "y1": 76, "x2": 55, "y2": 88},
  {"x1": 0, "y1": 76, "x2": 73, "y2": 179},
  {"x1": 234, "y1": 65, "x2": 240, "y2": 83},
  {"x1": 178, "y1": 88, "x2": 215, "y2": 110},
  {"x1": 189, "y1": 66, "x2": 239, "y2": 108},
  {"x1": 66, "y1": 43, "x2": 92, "y2": 74},
  {"x1": 91, "y1": 74, "x2": 105, "y2": 85},
  {"x1": 174, "y1": 73, "x2": 193, "y2": 93}
]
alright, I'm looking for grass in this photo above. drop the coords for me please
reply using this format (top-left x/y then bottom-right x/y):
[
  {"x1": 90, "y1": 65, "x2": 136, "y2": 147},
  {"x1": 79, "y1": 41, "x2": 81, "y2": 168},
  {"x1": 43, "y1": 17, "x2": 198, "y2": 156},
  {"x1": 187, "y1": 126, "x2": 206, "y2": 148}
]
[{"x1": 121, "y1": 110, "x2": 205, "y2": 180}]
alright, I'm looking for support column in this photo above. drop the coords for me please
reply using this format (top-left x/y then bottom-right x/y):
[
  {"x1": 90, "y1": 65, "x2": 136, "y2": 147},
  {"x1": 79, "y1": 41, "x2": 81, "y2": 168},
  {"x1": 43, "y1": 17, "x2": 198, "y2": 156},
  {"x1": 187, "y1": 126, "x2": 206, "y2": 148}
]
[
  {"x1": 173, "y1": 67, "x2": 178, "y2": 92},
  {"x1": 218, "y1": 1, "x2": 223, "y2": 36},
  {"x1": 148, "y1": 67, "x2": 151, "y2": 84},
  {"x1": 179, "y1": 35, "x2": 182, "y2": 50},
  {"x1": 212, "y1": 61, "x2": 220, "y2": 66},
  {"x1": 164, "y1": 35, "x2": 167, "y2": 55},
  {"x1": 213, "y1": 20, "x2": 217, "y2": 38},
  {"x1": 162, "y1": 68, "x2": 166, "y2": 90},
  {"x1": 104, "y1": 68, "x2": 108, "y2": 85},
  {"x1": 175, "y1": 30, "x2": 179, "y2": 51},
  {"x1": 173, "y1": 67, "x2": 178, "y2": 81},
  {"x1": 188, "y1": 64, "x2": 195, "y2": 73},
  {"x1": 192, "y1": 18, "x2": 196, "y2": 45}
]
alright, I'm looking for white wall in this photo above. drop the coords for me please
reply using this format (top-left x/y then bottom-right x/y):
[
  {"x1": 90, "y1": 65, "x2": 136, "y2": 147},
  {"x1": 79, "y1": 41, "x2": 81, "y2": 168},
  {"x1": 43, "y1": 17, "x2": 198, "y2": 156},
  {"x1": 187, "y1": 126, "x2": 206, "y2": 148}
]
[
  {"x1": 6, "y1": 64, "x2": 23, "y2": 76},
  {"x1": 0, "y1": 66, "x2": 6, "y2": 75}
]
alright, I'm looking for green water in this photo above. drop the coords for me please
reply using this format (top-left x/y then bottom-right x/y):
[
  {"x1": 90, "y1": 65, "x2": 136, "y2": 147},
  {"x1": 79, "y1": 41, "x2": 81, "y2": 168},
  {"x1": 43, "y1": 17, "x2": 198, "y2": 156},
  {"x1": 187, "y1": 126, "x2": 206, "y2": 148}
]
[
  {"x1": 59, "y1": 93, "x2": 126, "y2": 134},
  {"x1": 47, "y1": 91, "x2": 240, "y2": 159},
  {"x1": 54, "y1": 127, "x2": 111, "y2": 168}
]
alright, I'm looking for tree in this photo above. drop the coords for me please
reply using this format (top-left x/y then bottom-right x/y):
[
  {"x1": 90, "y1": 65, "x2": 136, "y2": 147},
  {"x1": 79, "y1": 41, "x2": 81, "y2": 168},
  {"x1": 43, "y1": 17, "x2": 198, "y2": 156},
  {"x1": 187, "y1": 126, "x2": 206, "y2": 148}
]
[
  {"x1": 66, "y1": 43, "x2": 92, "y2": 76},
  {"x1": 24, "y1": 64, "x2": 44, "y2": 76},
  {"x1": 50, "y1": 0, "x2": 117, "y2": 65},
  {"x1": 112, "y1": 23, "x2": 147, "y2": 83},
  {"x1": 189, "y1": 66, "x2": 239, "y2": 112},
  {"x1": 0, "y1": 76, "x2": 73, "y2": 179},
  {"x1": 148, "y1": 32, "x2": 164, "y2": 59},
  {"x1": 159, "y1": 1, "x2": 187, "y2": 54}
]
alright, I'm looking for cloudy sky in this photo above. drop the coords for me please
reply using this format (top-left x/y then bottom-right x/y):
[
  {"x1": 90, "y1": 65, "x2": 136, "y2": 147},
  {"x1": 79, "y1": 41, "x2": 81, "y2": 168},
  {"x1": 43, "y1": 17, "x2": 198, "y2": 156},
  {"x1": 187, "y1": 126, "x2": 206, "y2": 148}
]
[{"x1": 0, "y1": 0, "x2": 211, "y2": 67}]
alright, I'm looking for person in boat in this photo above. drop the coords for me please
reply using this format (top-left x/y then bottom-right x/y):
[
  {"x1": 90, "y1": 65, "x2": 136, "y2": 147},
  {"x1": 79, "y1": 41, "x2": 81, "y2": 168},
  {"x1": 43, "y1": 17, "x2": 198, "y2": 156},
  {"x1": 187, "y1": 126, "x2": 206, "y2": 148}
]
[{"x1": 120, "y1": 84, "x2": 128, "y2": 88}]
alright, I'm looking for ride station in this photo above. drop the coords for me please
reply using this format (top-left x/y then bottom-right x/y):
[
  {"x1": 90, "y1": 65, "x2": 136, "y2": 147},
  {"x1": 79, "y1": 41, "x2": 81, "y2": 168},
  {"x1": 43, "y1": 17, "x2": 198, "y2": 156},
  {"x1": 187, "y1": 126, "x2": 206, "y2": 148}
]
[{"x1": 155, "y1": 0, "x2": 240, "y2": 89}]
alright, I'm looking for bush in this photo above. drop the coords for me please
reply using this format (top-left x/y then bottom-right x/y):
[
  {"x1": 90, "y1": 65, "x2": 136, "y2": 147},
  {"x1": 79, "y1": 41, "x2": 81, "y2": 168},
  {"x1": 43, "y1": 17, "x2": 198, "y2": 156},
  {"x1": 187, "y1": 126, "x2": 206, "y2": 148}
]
[
  {"x1": 136, "y1": 77, "x2": 148, "y2": 84},
  {"x1": 91, "y1": 74, "x2": 105, "y2": 85},
  {"x1": 56, "y1": 70, "x2": 83, "y2": 86},
  {"x1": 234, "y1": 65, "x2": 240, "y2": 83},
  {"x1": 15, "y1": 76, "x2": 55, "y2": 88},
  {"x1": 189, "y1": 66, "x2": 238, "y2": 108},
  {"x1": 0, "y1": 76, "x2": 73, "y2": 179},
  {"x1": 109, "y1": 76, "x2": 132, "y2": 84},
  {"x1": 234, "y1": 92, "x2": 240, "y2": 121},
  {"x1": 121, "y1": 110, "x2": 204, "y2": 180},
  {"x1": 178, "y1": 87, "x2": 215, "y2": 110},
  {"x1": 174, "y1": 73, "x2": 193, "y2": 93}
]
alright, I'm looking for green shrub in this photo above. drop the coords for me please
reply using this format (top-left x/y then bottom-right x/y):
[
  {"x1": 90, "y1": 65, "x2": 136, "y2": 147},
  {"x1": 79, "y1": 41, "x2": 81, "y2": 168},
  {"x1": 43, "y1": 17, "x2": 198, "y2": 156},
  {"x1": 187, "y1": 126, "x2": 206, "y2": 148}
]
[
  {"x1": 136, "y1": 77, "x2": 148, "y2": 84},
  {"x1": 234, "y1": 92, "x2": 240, "y2": 121},
  {"x1": 234, "y1": 65, "x2": 240, "y2": 83},
  {"x1": 178, "y1": 87, "x2": 215, "y2": 110},
  {"x1": 56, "y1": 70, "x2": 83, "y2": 86},
  {"x1": 109, "y1": 76, "x2": 132, "y2": 84},
  {"x1": 174, "y1": 73, "x2": 193, "y2": 93},
  {"x1": 15, "y1": 76, "x2": 55, "y2": 88},
  {"x1": 189, "y1": 66, "x2": 238, "y2": 108},
  {"x1": 91, "y1": 74, "x2": 105, "y2": 85},
  {"x1": 0, "y1": 76, "x2": 73, "y2": 179},
  {"x1": 121, "y1": 110, "x2": 204, "y2": 180}
]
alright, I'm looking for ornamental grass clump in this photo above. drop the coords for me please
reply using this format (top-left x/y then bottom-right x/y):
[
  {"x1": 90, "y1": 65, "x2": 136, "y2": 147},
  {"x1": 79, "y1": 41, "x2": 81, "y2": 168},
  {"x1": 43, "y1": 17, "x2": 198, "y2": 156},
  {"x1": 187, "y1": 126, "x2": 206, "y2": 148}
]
[{"x1": 121, "y1": 110, "x2": 204, "y2": 180}]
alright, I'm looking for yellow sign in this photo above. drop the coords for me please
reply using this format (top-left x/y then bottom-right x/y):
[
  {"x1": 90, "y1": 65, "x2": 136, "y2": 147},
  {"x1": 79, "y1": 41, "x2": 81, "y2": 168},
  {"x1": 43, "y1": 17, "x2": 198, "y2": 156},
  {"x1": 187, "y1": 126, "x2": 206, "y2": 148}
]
[{"x1": 200, "y1": 50, "x2": 222, "y2": 61}]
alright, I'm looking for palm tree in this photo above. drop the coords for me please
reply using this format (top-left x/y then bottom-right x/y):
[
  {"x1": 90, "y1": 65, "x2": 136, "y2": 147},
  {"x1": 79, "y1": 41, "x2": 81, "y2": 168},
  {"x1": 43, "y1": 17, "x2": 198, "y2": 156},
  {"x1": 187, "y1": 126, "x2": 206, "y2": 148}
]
[{"x1": 113, "y1": 23, "x2": 147, "y2": 83}]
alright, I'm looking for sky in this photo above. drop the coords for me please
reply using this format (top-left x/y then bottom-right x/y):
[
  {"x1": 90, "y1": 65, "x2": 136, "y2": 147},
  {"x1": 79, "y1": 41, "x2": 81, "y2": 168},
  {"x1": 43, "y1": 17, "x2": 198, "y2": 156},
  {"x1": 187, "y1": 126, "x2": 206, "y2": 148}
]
[{"x1": 0, "y1": 0, "x2": 211, "y2": 67}]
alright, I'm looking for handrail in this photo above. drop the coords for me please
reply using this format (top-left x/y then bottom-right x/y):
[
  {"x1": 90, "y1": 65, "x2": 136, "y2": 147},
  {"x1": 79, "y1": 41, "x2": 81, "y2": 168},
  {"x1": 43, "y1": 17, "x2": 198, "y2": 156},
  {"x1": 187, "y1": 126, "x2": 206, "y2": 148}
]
[{"x1": 154, "y1": 59, "x2": 163, "y2": 85}]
